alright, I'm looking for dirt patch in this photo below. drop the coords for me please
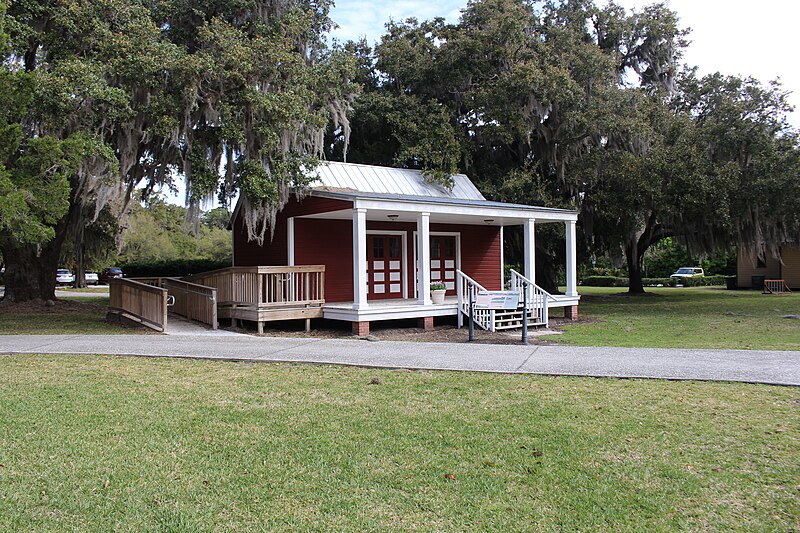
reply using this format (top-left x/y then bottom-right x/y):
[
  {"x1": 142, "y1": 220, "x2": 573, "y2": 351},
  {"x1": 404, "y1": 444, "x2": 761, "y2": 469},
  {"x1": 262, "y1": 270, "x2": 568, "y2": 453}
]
[
  {"x1": 0, "y1": 298, "x2": 106, "y2": 314},
  {"x1": 236, "y1": 316, "x2": 588, "y2": 345}
]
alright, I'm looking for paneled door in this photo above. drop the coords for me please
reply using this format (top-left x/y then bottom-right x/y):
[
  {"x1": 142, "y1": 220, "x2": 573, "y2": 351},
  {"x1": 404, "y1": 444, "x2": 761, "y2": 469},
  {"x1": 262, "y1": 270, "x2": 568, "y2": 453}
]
[
  {"x1": 367, "y1": 235, "x2": 403, "y2": 299},
  {"x1": 431, "y1": 236, "x2": 457, "y2": 294}
]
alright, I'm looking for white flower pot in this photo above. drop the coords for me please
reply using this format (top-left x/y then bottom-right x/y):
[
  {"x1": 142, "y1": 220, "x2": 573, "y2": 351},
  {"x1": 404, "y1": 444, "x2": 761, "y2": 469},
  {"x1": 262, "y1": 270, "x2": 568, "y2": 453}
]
[{"x1": 431, "y1": 289, "x2": 446, "y2": 304}]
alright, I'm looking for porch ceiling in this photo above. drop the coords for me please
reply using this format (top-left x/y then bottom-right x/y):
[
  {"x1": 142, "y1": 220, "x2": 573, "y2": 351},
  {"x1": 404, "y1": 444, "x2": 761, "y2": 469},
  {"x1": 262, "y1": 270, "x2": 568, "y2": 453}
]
[
  {"x1": 298, "y1": 205, "x2": 575, "y2": 226},
  {"x1": 302, "y1": 190, "x2": 577, "y2": 224}
]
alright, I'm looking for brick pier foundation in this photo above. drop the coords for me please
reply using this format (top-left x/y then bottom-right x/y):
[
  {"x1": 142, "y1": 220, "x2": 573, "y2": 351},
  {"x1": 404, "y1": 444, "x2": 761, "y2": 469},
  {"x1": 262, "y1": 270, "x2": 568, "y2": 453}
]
[
  {"x1": 564, "y1": 305, "x2": 579, "y2": 320},
  {"x1": 418, "y1": 316, "x2": 434, "y2": 331},
  {"x1": 352, "y1": 321, "x2": 370, "y2": 337}
]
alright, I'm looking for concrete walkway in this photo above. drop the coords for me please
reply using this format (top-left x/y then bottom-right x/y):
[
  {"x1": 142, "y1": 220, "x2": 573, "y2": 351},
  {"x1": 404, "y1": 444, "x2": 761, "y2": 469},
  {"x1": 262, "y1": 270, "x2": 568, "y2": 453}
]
[
  {"x1": 0, "y1": 334, "x2": 797, "y2": 385},
  {"x1": 164, "y1": 315, "x2": 244, "y2": 336}
]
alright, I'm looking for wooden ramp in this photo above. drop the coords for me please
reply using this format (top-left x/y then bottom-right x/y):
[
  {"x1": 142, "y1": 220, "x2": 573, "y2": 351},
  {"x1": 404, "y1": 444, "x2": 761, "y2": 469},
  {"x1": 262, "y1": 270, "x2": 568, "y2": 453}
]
[
  {"x1": 109, "y1": 266, "x2": 325, "y2": 334},
  {"x1": 107, "y1": 278, "x2": 168, "y2": 331}
]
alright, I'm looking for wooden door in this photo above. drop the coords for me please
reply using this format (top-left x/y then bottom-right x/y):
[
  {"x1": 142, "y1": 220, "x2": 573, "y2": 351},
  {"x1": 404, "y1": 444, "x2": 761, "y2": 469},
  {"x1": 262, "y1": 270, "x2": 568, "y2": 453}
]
[
  {"x1": 367, "y1": 235, "x2": 403, "y2": 299},
  {"x1": 431, "y1": 236, "x2": 457, "y2": 294}
]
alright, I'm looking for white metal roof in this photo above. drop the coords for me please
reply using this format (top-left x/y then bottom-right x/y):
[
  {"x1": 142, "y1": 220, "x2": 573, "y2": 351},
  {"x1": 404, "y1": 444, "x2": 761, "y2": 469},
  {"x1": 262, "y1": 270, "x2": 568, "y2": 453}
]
[{"x1": 309, "y1": 161, "x2": 486, "y2": 201}]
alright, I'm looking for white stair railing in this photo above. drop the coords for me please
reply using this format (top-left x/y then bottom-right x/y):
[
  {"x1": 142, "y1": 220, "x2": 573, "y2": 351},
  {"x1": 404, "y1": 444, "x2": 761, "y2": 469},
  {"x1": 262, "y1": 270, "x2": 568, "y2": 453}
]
[
  {"x1": 508, "y1": 269, "x2": 552, "y2": 327},
  {"x1": 456, "y1": 270, "x2": 494, "y2": 331}
]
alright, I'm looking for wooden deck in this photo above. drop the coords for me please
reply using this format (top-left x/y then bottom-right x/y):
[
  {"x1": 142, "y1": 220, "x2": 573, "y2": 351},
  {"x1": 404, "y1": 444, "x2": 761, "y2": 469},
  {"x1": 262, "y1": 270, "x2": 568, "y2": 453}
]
[{"x1": 186, "y1": 266, "x2": 325, "y2": 333}]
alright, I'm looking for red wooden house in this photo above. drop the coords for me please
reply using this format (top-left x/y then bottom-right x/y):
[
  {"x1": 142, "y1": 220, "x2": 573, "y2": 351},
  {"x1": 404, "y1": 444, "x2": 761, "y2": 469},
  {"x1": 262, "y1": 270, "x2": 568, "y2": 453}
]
[{"x1": 231, "y1": 162, "x2": 580, "y2": 336}]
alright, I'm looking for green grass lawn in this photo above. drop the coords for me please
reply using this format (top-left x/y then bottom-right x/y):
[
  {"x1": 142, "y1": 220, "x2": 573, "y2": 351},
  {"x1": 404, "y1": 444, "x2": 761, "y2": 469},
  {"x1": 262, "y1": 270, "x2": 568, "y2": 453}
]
[
  {"x1": 556, "y1": 287, "x2": 800, "y2": 350},
  {"x1": 0, "y1": 297, "x2": 152, "y2": 335},
  {"x1": 0, "y1": 355, "x2": 797, "y2": 531},
  {"x1": 58, "y1": 287, "x2": 111, "y2": 293}
]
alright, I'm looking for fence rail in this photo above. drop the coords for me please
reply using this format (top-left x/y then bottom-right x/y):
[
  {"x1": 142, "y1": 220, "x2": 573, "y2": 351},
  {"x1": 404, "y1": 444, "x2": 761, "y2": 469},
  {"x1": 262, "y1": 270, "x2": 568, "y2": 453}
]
[{"x1": 108, "y1": 278, "x2": 168, "y2": 331}]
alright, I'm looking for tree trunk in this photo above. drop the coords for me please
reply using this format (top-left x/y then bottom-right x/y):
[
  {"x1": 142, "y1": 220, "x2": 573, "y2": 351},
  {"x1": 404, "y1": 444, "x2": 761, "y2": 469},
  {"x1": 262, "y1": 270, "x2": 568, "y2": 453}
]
[
  {"x1": 625, "y1": 241, "x2": 645, "y2": 294},
  {"x1": 0, "y1": 244, "x2": 59, "y2": 302},
  {"x1": 75, "y1": 243, "x2": 86, "y2": 289},
  {"x1": 1, "y1": 202, "x2": 72, "y2": 303}
]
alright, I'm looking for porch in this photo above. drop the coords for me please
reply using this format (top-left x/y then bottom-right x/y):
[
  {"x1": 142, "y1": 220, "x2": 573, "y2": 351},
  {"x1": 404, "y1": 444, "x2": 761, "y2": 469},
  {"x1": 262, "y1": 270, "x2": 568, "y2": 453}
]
[
  {"x1": 321, "y1": 285, "x2": 580, "y2": 336},
  {"x1": 288, "y1": 191, "x2": 581, "y2": 334}
]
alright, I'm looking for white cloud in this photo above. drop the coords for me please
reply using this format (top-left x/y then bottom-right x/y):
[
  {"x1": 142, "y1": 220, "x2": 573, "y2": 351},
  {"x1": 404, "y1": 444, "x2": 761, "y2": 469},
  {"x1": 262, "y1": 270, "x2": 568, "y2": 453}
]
[{"x1": 330, "y1": 0, "x2": 466, "y2": 45}]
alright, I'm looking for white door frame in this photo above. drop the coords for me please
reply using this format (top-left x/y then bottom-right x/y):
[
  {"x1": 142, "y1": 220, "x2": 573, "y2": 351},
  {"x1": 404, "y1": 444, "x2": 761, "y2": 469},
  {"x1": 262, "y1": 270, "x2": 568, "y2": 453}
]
[
  {"x1": 412, "y1": 231, "x2": 461, "y2": 298},
  {"x1": 366, "y1": 230, "x2": 408, "y2": 299}
]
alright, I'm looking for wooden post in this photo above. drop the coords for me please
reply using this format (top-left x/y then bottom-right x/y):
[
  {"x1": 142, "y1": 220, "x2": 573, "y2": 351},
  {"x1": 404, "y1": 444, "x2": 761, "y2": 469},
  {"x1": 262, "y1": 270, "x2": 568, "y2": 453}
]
[
  {"x1": 353, "y1": 208, "x2": 369, "y2": 309},
  {"x1": 417, "y1": 212, "x2": 432, "y2": 305},
  {"x1": 565, "y1": 220, "x2": 578, "y2": 297},
  {"x1": 524, "y1": 218, "x2": 536, "y2": 285}
]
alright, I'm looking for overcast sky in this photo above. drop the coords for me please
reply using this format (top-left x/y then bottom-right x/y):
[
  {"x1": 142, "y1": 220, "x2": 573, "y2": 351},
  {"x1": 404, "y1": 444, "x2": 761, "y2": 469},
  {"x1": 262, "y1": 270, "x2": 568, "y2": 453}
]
[{"x1": 330, "y1": 0, "x2": 800, "y2": 129}]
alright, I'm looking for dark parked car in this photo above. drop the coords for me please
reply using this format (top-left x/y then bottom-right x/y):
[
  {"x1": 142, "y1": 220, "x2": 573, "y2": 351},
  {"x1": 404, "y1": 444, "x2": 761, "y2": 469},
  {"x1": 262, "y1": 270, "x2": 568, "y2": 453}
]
[{"x1": 99, "y1": 267, "x2": 124, "y2": 284}]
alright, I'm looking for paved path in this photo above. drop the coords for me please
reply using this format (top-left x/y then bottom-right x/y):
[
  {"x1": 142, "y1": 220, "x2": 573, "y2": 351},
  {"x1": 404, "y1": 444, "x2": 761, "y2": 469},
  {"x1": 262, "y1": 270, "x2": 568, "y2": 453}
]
[
  {"x1": 0, "y1": 334, "x2": 797, "y2": 385},
  {"x1": 164, "y1": 316, "x2": 244, "y2": 336}
]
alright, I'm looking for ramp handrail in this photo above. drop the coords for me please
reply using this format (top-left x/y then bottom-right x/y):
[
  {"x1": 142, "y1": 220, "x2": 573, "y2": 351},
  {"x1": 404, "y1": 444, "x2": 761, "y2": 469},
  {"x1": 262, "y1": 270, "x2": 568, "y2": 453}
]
[
  {"x1": 108, "y1": 278, "x2": 168, "y2": 331},
  {"x1": 163, "y1": 278, "x2": 218, "y2": 329}
]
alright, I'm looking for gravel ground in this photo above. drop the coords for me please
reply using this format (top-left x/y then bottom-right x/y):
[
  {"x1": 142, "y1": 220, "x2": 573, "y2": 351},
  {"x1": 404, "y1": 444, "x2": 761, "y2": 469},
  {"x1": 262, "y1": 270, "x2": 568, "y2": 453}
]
[{"x1": 236, "y1": 317, "x2": 585, "y2": 345}]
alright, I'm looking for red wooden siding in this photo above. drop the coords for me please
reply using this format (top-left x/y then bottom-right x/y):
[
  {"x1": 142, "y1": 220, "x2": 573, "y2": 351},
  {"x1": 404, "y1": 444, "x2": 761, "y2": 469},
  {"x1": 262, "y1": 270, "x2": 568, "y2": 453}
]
[
  {"x1": 435, "y1": 223, "x2": 501, "y2": 291},
  {"x1": 232, "y1": 195, "x2": 352, "y2": 267},
  {"x1": 232, "y1": 197, "x2": 502, "y2": 302},
  {"x1": 294, "y1": 218, "x2": 353, "y2": 302}
]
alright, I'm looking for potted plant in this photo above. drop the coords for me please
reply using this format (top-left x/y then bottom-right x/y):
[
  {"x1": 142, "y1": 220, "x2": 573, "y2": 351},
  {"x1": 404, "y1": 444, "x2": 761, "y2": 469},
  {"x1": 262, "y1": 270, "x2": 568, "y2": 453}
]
[{"x1": 430, "y1": 282, "x2": 447, "y2": 304}]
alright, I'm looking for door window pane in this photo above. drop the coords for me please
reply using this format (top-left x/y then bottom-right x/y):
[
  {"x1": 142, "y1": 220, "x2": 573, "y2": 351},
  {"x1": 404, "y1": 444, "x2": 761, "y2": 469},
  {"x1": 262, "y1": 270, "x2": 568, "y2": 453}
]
[
  {"x1": 443, "y1": 238, "x2": 455, "y2": 258},
  {"x1": 389, "y1": 237, "x2": 400, "y2": 257},
  {"x1": 431, "y1": 239, "x2": 440, "y2": 259},
  {"x1": 373, "y1": 238, "x2": 384, "y2": 258}
]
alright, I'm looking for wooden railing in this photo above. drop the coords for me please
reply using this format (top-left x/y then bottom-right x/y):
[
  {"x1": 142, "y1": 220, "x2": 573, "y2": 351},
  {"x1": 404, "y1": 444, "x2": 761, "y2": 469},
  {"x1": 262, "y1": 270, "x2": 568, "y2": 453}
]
[
  {"x1": 129, "y1": 277, "x2": 175, "y2": 288},
  {"x1": 764, "y1": 279, "x2": 792, "y2": 294},
  {"x1": 108, "y1": 278, "x2": 168, "y2": 331},
  {"x1": 509, "y1": 269, "x2": 552, "y2": 327},
  {"x1": 186, "y1": 266, "x2": 325, "y2": 308},
  {"x1": 456, "y1": 269, "x2": 553, "y2": 332},
  {"x1": 456, "y1": 270, "x2": 494, "y2": 331},
  {"x1": 163, "y1": 278, "x2": 218, "y2": 329}
]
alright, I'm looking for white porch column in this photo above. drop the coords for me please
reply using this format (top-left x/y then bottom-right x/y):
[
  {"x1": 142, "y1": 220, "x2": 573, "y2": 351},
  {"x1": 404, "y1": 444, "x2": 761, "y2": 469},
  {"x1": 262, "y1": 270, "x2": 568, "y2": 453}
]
[
  {"x1": 499, "y1": 226, "x2": 505, "y2": 287},
  {"x1": 565, "y1": 220, "x2": 578, "y2": 296},
  {"x1": 352, "y1": 208, "x2": 368, "y2": 309},
  {"x1": 523, "y1": 218, "x2": 536, "y2": 284},
  {"x1": 286, "y1": 217, "x2": 295, "y2": 266},
  {"x1": 417, "y1": 212, "x2": 432, "y2": 305}
]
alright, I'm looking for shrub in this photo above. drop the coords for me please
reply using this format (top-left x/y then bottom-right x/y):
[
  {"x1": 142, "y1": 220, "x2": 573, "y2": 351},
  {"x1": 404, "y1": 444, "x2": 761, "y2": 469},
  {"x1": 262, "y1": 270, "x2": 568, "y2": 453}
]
[
  {"x1": 673, "y1": 276, "x2": 726, "y2": 287},
  {"x1": 679, "y1": 275, "x2": 726, "y2": 287},
  {"x1": 120, "y1": 259, "x2": 232, "y2": 278},
  {"x1": 581, "y1": 276, "x2": 629, "y2": 287}
]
